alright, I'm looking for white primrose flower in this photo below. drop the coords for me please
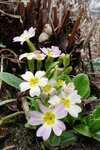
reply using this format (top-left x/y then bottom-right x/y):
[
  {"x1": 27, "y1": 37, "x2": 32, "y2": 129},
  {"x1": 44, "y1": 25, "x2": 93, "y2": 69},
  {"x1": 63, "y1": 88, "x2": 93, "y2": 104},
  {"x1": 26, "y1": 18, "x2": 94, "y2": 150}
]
[
  {"x1": 49, "y1": 90, "x2": 82, "y2": 118},
  {"x1": 62, "y1": 82, "x2": 75, "y2": 96},
  {"x1": 33, "y1": 51, "x2": 46, "y2": 60},
  {"x1": 19, "y1": 52, "x2": 36, "y2": 60},
  {"x1": 41, "y1": 79, "x2": 57, "y2": 98},
  {"x1": 28, "y1": 103, "x2": 67, "y2": 140},
  {"x1": 13, "y1": 27, "x2": 36, "y2": 45},
  {"x1": 19, "y1": 71, "x2": 48, "y2": 97},
  {"x1": 40, "y1": 46, "x2": 61, "y2": 58}
]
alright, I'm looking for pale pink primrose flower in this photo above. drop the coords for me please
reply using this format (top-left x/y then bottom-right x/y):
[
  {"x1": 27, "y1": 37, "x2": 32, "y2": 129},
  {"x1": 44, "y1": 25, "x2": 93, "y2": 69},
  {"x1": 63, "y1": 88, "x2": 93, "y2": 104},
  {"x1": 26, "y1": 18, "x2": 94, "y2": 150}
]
[
  {"x1": 28, "y1": 103, "x2": 67, "y2": 140},
  {"x1": 19, "y1": 52, "x2": 36, "y2": 60},
  {"x1": 49, "y1": 90, "x2": 82, "y2": 118},
  {"x1": 33, "y1": 51, "x2": 46, "y2": 60},
  {"x1": 40, "y1": 46, "x2": 61, "y2": 58},
  {"x1": 13, "y1": 27, "x2": 36, "y2": 45},
  {"x1": 19, "y1": 71, "x2": 48, "y2": 97}
]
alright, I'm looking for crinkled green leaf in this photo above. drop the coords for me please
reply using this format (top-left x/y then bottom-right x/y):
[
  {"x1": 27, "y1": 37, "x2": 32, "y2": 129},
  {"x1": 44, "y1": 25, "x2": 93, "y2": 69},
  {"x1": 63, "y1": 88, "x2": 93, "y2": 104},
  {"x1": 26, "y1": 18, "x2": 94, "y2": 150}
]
[
  {"x1": 74, "y1": 124, "x2": 92, "y2": 137},
  {"x1": 93, "y1": 131, "x2": 100, "y2": 142},
  {"x1": 73, "y1": 73, "x2": 90, "y2": 99},
  {"x1": 93, "y1": 105, "x2": 100, "y2": 119},
  {"x1": 48, "y1": 133, "x2": 61, "y2": 146},
  {"x1": 89, "y1": 118, "x2": 100, "y2": 132},
  {"x1": 60, "y1": 130, "x2": 77, "y2": 147},
  {"x1": 0, "y1": 72, "x2": 23, "y2": 89}
]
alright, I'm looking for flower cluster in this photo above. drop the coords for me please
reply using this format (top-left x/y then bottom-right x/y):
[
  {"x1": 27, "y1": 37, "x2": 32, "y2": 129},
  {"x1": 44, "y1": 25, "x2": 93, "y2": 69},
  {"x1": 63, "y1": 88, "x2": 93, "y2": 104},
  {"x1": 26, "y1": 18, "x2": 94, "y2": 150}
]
[
  {"x1": 20, "y1": 71, "x2": 82, "y2": 140},
  {"x1": 14, "y1": 27, "x2": 82, "y2": 141}
]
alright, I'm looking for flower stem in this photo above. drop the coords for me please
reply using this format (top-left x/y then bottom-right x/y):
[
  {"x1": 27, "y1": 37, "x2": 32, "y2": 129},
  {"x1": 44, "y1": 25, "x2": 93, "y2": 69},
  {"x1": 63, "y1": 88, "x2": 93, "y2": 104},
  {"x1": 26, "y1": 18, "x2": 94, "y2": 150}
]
[
  {"x1": 26, "y1": 39, "x2": 36, "y2": 52},
  {"x1": 37, "y1": 60, "x2": 42, "y2": 70},
  {"x1": 28, "y1": 60, "x2": 34, "y2": 72},
  {"x1": 45, "y1": 56, "x2": 54, "y2": 69}
]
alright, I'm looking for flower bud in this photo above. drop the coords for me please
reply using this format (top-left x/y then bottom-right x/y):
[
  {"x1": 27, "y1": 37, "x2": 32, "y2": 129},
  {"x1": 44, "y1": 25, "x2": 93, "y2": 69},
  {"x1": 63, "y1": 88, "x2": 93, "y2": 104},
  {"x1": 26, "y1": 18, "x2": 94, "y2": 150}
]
[
  {"x1": 63, "y1": 54, "x2": 70, "y2": 68},
  {"x1": 64, "y1": 66, "x2": 72, "y2": 75},
  {"x1": 39, "y1": 32, "x2": 49, "y2": 43},
  {"x1": 44, "y1": 24, "x2": 52, "y2": 36}
]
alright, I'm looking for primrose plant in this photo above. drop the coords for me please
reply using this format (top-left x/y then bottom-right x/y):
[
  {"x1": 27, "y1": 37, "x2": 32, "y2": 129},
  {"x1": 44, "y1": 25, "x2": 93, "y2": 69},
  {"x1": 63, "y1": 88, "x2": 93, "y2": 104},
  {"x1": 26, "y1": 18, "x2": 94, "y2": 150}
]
[{"x1": 0, "y1": 27, "x2": 99, "y2": 147}]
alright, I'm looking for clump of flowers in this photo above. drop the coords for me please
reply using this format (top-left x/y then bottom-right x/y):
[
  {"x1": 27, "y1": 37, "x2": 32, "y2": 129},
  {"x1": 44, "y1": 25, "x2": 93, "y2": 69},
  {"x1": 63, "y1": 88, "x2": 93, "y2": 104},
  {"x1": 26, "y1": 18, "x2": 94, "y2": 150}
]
[
  {"x1": 14, "y1": 27, "x2": 85, "y2": 141},
  {"x1": 0, "y1": 27, "x2": 90, "y2": 144}
]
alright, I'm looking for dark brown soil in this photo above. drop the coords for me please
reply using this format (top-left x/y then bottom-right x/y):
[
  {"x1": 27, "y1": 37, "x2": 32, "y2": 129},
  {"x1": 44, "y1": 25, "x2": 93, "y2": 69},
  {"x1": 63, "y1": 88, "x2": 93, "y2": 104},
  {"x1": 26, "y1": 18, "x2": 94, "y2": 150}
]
[{"x1": 0, "y1": 120, "x2": 100, "y2": 150}]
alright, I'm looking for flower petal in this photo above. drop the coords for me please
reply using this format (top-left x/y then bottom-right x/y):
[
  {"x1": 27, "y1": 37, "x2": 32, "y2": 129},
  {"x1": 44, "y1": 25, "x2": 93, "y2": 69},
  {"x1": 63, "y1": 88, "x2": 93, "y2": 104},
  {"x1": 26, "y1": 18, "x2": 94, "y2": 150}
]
[
  {"x1": 35, "y1": 71, "x2": 45, "y2": 78},
  {"x1": 21, "y1": 71, "x2": 34, "y2": 81},
  {"x1": 39, "y1": 103, "x2": 49, "y2": 113},
  {"x1": 54, "y1": 103, "x2": 67, "y2": 119},
  {"x1": 39, "y1": 78, "x2": 48, "y2": 86},
  {"x1": 48, "y1": 95, "x2": 60, "y2": 105},
  {"x1": 69, "y1": 91, "x2": 81, "y2": 103},
  {"x1": 71, "y1": 104, "x2": 82, "y2": 113},
  {"x1": 28, "y1": 111, "x2": 43, "y2": 126},
  {"x1": 19, "y1": 82, "x2": 30, "y2": 92},
  {"x1": 13, "y1": 36, "x2": 22, "y2": 42},
  {"x1": 28, "y1": 27, "x2": 36, "y2": 38},
  {"x1": 67, "y1": 106, "x2": 79, "y2": 118},
  {"x1": 20, "y1": 41, "x2": 24, "y2": 45},
  {"x1": 28, "y1": 118, "x2": 43, "y2": 126},
  {"x1": 19, "y1": 53, "x2": 28, "y2": 60},
  {"x1": 29, "y1": 111, "x2": 43, "y2": 117},
  {"x1": 29, "y1": 86, "x2": 41, "y2": 97},
  {"x1": 56, "y1": 120, "x2": 66, "y2": 131},
  {"x1": 36, "y1": 124, "x2": 51, "y2": 140},
  {"x1": 52, "y1": 123, "x2": 62, "y2": 136}
]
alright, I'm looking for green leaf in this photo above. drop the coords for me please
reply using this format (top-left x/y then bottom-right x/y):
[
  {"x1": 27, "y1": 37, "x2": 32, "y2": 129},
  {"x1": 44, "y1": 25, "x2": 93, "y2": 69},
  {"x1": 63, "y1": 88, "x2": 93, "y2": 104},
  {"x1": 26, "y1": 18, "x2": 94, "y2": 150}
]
[
  {"x1": 93, "y1": 105, "x2": 100, "y2": 119},
  {"x1": 56, "y1": 74, "x2": 71, "y2": 84},
  {"x1": 93, "y1": 131, "x2": 100, "y2": 142},
  {"x1": 31, "y1": 99, "x2": 39, "y2": 111},
  {"x1": 60, "y1": 130, "x2": 77, "y2": 147},
  {"x1": 89, "y1": 118, "x2": 100, "y2": 132},
  {"x1": 48, "y1": 133, "x2": 61, "y2": 146},
  {"x1": 73, "y1": 73, "x2": 90, "y2": 99},
  {"x1": 0, "y1": 72, "x2": 23, "y2": 89},
  {"x1": 89, "y1": 96, "x2": 97, "y2": 102},
  {"x1": 74, "y1": 124, "x2": 92, "y2": 137},
  {"x1": 46, "y1": 61, "x2": 59, "y2": 73}
]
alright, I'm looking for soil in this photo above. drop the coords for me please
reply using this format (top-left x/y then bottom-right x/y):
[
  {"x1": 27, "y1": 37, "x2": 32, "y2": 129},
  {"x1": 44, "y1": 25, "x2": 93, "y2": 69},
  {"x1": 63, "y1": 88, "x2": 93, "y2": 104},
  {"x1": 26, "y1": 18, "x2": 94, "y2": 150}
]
[{"x1": 0, "y1": 114, "x2": 100, "y2": 150}]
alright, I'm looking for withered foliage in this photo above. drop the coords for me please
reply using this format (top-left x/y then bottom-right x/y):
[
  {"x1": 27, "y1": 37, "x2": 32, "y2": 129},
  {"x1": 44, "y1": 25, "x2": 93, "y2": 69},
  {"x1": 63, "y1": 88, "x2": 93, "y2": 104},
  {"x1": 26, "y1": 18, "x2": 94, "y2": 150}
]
[{"x1": 0, "y1": 0, "x2": 84, "y2": 70}]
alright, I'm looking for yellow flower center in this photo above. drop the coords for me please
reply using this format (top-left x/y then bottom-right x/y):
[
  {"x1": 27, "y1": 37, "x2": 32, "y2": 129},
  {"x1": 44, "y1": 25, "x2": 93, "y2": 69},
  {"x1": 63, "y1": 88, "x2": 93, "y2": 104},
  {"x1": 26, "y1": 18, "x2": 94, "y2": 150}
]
[
  {"x1": 47, "y1": 51, "x2": 53, "y2": 56},
  {"x1": 60, "y1": 99, "x2": 71, "y2": 108},
  {"x1": 23, "y1": 36, "x2": 30, "y2": 41},
  {"x1": 43, "y1": 84, "x2": 52, "y2": 93},
  {"x1": 26, "y1": 53, "x2": 33, "y2": 57},
  {"x1": 36, "y1": 55, "x2": 42, "y2": 59},
  {"x1": 43, "y1": 112, "x2": 56, "y2": 125},
  {"x1": 29, "y1": 77, "x2": 39, "y2": 87},
  {"x1": 57, "y1": 80, "x2": 65, "y2": 88}
]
